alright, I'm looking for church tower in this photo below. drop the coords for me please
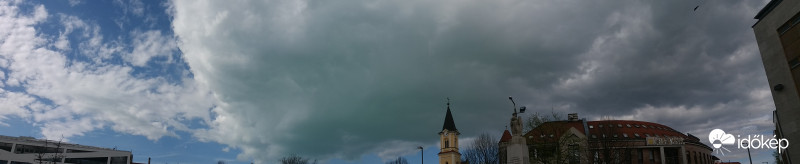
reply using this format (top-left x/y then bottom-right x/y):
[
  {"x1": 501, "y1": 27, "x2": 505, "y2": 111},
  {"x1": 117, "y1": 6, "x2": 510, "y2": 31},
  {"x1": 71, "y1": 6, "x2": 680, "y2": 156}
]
[{"x1": 439, "y1": 101, "x2": 461, "y2": 164}]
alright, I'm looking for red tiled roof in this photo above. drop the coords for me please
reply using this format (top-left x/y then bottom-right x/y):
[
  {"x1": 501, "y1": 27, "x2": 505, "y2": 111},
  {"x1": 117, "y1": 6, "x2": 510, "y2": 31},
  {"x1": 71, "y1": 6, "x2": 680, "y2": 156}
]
[
  {"x1": 586, "y1": 120, "x2": 686, "y2": 139},
  {"x1": 499, "y1": 130, "x2": 512, "y2": 142},
  {"x1": 524, "y1": 120, "x2": 689, "y2": 141},
  {"x1": 524, "y1": 121, "x2": 585, "y2": 140}
]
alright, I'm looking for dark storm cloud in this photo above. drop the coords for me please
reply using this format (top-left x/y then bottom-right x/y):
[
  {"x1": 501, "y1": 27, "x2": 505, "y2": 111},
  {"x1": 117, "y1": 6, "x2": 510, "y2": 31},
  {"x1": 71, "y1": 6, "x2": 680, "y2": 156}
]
[{"x1": 170, "y1": 0, "x2": 774, "y2": 162}]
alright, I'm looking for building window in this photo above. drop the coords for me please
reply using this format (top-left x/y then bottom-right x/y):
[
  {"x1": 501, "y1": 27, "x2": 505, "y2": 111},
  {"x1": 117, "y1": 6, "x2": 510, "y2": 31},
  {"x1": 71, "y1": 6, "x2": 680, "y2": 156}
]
[
  {"x1": 111, "y1": 156, "x2": 128, "y2": 164},
  {"x1": 635, "y1": 125, "x2": 640, "y2": 128},
  {"x1": 0, "y1": 142, "x2": 12, "y2": 152},
  {"x1": 589, "y1": 125, "x2": 594, "y2": 129},
  {"x1": 687, "y1": 151, "x2": 691, "y2": 164},
  {"x1": 650, "y1": 149, "x2": 655, "y2": 163},
  {"x1": 623, "y1": 133, "x2": 628, "y2": 138},
  {"x1": 613, "y1": 134, "x2": 618, "y2": 138},
  {"x1": 591, "y1": 134, "x2": 597, "y2": 139},
  {"x1": 617, "y1": 124, "x2": 622, "y2": 128},
  {"x1": 634, "y1": 133, "x2": 640, "y2": 138},
  {"x1": 789, "y1": 57, "x2": 799, "y2": 69},
  {"x1": 445, "y1": 140, "x2": 449, "y2": 148},
  {"x1": 568, "y1": 144, "x2": 580, "y2": 164},
  {"x1": 65, "y1": 157, "x2": 108, "y2": 164},
  {"x1": 638, "y1": 149, "x2": 644, "y2": 164},
  {"x1": 13, "y1": 144, "x2": 63, "y2": 154},
  {"x1": 778, "y1": 11, "x2": 800, "y2": 35},
  {"x1": 627, "y1": 124, "x2": 632, "y2": 128}
]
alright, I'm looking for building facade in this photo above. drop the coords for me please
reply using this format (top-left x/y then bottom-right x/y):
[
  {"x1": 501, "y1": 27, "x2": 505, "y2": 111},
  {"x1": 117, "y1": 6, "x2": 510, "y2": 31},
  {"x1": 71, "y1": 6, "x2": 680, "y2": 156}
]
[
  {"x1": 752, "y1": 0, "x2": 800, "y2": 163},
  {"x1": 0, "y1": 135, "x2": 132, "y2": 164},
  {"x1": 439, "y1": 102, "x2": 462, "y2": 164},
  {"x1": 503, "y1": 113, "x2": 713, "y2": 164}
]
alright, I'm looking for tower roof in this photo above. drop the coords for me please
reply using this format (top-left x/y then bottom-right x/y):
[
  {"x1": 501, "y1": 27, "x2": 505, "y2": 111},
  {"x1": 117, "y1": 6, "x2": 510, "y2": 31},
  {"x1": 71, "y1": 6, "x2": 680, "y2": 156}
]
[
  {"x1": 499, "y1": 130, "x2": 512, "y2": 142},
  {"x1": 442, "y1": 103, "x2": 458, "y2": 132}
]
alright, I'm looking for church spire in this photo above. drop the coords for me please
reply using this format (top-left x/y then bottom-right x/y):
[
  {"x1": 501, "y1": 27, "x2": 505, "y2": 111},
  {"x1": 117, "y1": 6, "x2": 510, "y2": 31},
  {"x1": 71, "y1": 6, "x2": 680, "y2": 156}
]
[{"x1": 442, "y1": 98, "x2": 457, "y2": 131}]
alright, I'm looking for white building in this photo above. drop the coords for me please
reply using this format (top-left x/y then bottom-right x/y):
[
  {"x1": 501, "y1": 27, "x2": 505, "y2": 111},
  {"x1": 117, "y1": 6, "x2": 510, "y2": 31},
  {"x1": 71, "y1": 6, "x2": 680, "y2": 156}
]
[{"x1": 0, "y1": 135, "x2": 132, "y2": 164}]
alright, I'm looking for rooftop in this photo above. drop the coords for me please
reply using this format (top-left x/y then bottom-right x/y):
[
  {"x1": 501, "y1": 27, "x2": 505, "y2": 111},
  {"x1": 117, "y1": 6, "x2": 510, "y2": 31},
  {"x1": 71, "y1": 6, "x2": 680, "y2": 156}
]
[{"x1": 0, "y1": 135, "x2": 130, "y2": 152}]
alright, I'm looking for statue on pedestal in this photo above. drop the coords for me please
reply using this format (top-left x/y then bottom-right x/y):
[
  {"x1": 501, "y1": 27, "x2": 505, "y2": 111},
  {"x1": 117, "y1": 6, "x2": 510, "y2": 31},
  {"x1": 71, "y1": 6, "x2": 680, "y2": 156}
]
[
  {"x1": 506, "y1": 97, "x2": 530, "y2": 164},
  {"x1": 510, "y1": 112, "x2": 523, "y2": 136}
]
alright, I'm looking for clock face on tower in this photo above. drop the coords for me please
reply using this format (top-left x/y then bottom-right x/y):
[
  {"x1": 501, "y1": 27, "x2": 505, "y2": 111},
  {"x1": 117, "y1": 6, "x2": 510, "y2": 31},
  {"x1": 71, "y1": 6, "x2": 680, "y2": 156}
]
[{"x1": 444, "y1": 132, "x2": 448, "y2": 136}]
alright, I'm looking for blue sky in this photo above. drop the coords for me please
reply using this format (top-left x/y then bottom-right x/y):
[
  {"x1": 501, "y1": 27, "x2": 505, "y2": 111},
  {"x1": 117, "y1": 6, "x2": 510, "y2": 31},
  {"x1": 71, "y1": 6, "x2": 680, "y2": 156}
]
[{"x1": 0, "y1": 0, "x2": 783, "y2": 163}]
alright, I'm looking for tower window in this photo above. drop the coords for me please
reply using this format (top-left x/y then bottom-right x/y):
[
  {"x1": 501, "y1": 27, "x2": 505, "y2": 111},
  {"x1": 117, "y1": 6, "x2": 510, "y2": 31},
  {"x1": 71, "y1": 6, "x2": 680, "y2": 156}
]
[{"x1": 445, "y1": 140, "x2": 449, "y2": 148}]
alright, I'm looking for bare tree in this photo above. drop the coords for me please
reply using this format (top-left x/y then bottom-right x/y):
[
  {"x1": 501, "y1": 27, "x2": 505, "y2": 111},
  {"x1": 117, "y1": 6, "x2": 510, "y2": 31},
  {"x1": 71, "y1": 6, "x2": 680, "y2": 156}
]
[
  {"x1": 279, "y1": 154, "x2": 317, "y2": 164},
  {"x1": 34, "y1": 137, "x2": 65, "y2": 164},
  {"x1": 524, "y1": 111, "x2": 563, "y2": 133},
  {"x1": 589, "y1": 121, "x2": 636, "y2": 164},
  {"x1": 385, "y1": 157, "x2": 408, "y2": 164},
  {"x1": 462, "y1": 133, "x2": 498, "y2": 164}
]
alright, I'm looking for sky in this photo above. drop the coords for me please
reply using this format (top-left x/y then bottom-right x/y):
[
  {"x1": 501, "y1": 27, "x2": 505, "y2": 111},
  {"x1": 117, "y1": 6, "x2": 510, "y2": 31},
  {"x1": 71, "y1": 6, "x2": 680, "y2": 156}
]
[{"x1": 0, "y1": 0, "x2": 782, "y2": 163}]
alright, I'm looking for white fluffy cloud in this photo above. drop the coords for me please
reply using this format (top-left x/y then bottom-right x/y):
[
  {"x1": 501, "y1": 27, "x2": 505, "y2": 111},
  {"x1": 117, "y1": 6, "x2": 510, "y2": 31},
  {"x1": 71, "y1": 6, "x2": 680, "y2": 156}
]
[{"x1": 0, "y1": 1, "x2": 216, "y2": 141}]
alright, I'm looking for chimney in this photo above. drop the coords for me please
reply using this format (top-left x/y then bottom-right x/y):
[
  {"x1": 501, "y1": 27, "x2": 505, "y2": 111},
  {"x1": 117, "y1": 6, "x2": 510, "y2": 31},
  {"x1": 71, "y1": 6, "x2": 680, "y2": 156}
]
[{"x1": 568, "y1": 113, "x2": 579, "y2": 121}]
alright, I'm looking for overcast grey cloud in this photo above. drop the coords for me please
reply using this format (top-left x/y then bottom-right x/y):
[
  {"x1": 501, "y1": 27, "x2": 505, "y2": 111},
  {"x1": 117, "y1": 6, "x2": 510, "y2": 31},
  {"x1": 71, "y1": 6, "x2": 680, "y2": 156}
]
[{"x1": 169, "y1": 0, "x2": 775, "y2": 162}]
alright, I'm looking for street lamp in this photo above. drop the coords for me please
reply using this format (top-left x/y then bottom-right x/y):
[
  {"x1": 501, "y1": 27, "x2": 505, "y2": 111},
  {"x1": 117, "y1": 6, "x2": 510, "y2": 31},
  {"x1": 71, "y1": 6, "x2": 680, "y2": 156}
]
[
  {"x1": 742, "y1": 140, "x2": 753, "y2": 164},
  {"x1": 418, "y1": 146, "x2": 423, "y2": 164}
]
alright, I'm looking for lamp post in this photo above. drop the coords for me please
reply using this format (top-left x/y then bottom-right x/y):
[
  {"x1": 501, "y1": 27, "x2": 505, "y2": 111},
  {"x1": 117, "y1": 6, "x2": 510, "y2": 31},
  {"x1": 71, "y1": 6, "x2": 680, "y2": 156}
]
[
  {"x1": 742, "y1": 140, "x2": 753, "y2": 164},
  {"x1": 418, "y1": 146, "x2": 423, "y2": 164}
]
